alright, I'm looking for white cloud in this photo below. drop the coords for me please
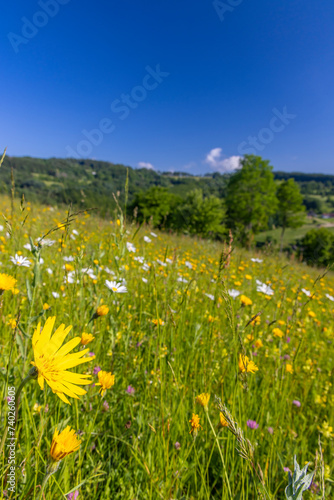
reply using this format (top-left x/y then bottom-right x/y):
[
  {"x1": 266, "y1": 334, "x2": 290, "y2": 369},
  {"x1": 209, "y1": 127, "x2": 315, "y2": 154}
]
[
  {"x1": 205, "y1": 148, "x2": 241, "y2": 173},
  {"x1": 137, "y1": 161, "x2": 155, "y2": 170}
]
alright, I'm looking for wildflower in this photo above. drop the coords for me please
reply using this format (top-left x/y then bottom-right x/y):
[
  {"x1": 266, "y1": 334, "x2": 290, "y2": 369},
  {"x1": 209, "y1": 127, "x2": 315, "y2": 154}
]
[
  {"x1": 325, "y1": 293, "x2": 334, "y2": 302},
  {"x1": 144, "y1": 236, "x2": 151, "y2": 243},
  {"x1": 267, "y1": 427, "x2": 274, "y2": 434},
  {"x1": 126, "y1": 385, "x2": 135, "y2": 395},
  {"x1": 33, "y1": 403, "x2": 42, "y2": 414},
  {"x1": 10, "y1": 254, "x2": 31, "y2": 267},
  {"x1": 246, "y1": 420, "x2": 259, "y2": 430},
  {"x1": 96, "y1": 305, "x2": 109, "y2": 316},
  {"x1": 67, "y1": 491, "x2": 79, "y2": 500},
  {"x1": 174, "y1": 441, "x2": 181, "y2": 450},
  {"x1": 52, "y1": 292, "x2": 60, "y2": 299},
  {"x1": 240, "y1": 295, "x2": 252, "y2": 306},
  {"x1": 50, "y1": 426, "x2": 81, "y2": 461},
  {"x1": 102, "y1": 400, "x2": 109, "y2": 412},
  {"x1": 31, "y1": 317, "x2": 93, "y2": 404},
  {"x1": 205, "y1": 293, "x2": 215, "y2": 301},
  {"x1": 0, "y1": 273, "x2": 17, "y2": 294},
  {"x1": 254, "y1": 339, "x2": 263, "y2": 348},
  {"x1": 301, "y1": 288, "x2": 311, "y2": 297},
  {"x1": 238, "y1": 354, "x2": 258, "y2": 374},
  {"x1": 308, "y1": 311, "x2": 316, "y2": 318},
  {"x1": 189, "y1": 413, "x2": 202, "y2": 436},
  {"x1": 228, "y1": 289, "x2": 240, "y2": 299},
  {"x1": 80, "y1": 333, "x2": 95, "y2": 346},
  {"x1": 96, "y1": 371, "x2": 115, "y2": 397},
  {"x1": 286, "y1": 363, "x2": 294, "y2": 374},
  {"x1": 126, "y1": 242, "x2": 136, "y2": 252},
  {"x1": 105, "y1": 280, "x2": 127, "y2": 293},
  {"x1": 8, "y1": 318, "x2": 17, "y2": 329},
  {"x1": 319, "y1": 421, "x2": 333, "y2": 439},
  {"x1": 219, "y1": 412, "x2": 228, "y2": 427},
  {"x1": 257, "y1": 282, "x2": 274, "y2": 295},
  {"x1": 273, "y1": 327, "x2": 284, "y2": 338},
  {"x1": 152, "y1": 318, "x2": 165, "y2": 326},
  {"x1": 43, "y1": 303, "x2": 50, "y2": 310},
  {"x1": 251, "y1": 258, "x2": 263, "y2": 263},
  {"x1": 151, "y1": 232, "x2": 157, "y2": 237},
  {"x1": 196, "y1": 393, "x2": 210, "y2": 410},
  {"x1": 292, "y1": 400, "x2": 301, "y2": 407}
]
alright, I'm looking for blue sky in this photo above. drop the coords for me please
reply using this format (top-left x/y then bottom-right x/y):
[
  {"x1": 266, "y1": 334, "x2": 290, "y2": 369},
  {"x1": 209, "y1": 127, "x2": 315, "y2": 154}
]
[{"x1": 2, "y1": 0, "x2": 334, "y2": 174}]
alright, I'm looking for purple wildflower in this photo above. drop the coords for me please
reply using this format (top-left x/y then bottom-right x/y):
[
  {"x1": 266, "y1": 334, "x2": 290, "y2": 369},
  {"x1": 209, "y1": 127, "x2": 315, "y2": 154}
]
[
  {"x1": 93, "y1": 366, "x2": 101, "y2": 375},
  {"x1": 267, "y1": 427, "x2": 274, "y2": 434},
  {"x1": 292, "y1": 400, "x2": 301, "y2": 407},
  {"x1": 88, "y1": 352, "x2": 95, "y2": 357},
  {"x1": 174, "y1": 442, "x2": 181, "y2": 450},
  {"x1": 246, "y1": 420, "x2": 259, "y2": 430},
  {"x1": 284, "y1": 467, "x2": 292, "y2": 473},
  {"x1": 102, "y1": 400, "x2": 109, "y2": 412},
  {"x1": 67, "y1": 491, "x2": 79, "y2": 500},
  {"x1": 126, "y1": 385, "x2": 135, "y2": 395}
]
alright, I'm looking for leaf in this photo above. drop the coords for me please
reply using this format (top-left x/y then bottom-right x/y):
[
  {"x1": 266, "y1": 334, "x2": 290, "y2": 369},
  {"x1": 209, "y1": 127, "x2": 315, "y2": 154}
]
[
  {"x1": 285, "y1": 456, "x2": 314, "y2": 500},
  {"x1": 26, "y1": 278, "x2": 32, "y2": 303}
]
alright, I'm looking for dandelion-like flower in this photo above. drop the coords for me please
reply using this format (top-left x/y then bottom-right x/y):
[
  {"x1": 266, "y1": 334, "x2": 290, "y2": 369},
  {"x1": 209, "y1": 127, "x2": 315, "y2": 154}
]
[
  {"x1": 0, "y1": 273, "x2": 17, "y2": 294},
  {"x1": 240, "y1": 295, "x2": 252, "y2": 306},
  {"x1": 238, "y1": 354, "x2": 258, "y2": 374},
  {"x1": 80, "y1": 332, "x2": 95, "y2": 345},
  {"x1": 196, "y1": 393, "x2": 210, "y2": 410},
  {"x1": 31, "y1": 317, "x2": 93, "y2": 404},
  {"x1": 50, "y1": 426, "x2": 81, "y2": 461},
  {"x1": 219, "y1": 412, "x2": 228, "y2": 427},
  {"x1": 189, "y1": 413, "x2": 202, "y2": 436},
  {"x1": 96, "y1": 370, "x2": 115, "y2": 397},
  {"x1": 96, "y1": 305, "x2": 109, "y2": 317}
]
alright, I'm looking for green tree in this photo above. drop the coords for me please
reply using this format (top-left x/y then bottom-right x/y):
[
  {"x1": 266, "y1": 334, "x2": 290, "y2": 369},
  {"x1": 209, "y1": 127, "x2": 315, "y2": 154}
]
[
  {"x1": 297, "y1": 228, "x2": 334, "y2": 267},
  {"x1": 276, "y1": 178, "x2": 306, "y2": 251},
  {"x1": 129, "y1": 186, "x2": 181, "y2": 228},
  {"x1": 176, "y1": 189, "x2": 225, "y2": 237},
  {"x1": 225, "y1": 155, "x2": 278, "y2": 246}
]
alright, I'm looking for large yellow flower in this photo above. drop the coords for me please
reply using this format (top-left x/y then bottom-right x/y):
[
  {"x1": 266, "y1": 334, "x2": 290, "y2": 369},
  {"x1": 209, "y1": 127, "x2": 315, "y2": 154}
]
[
  {"x1": 31, "y1": 317, "x2": 92, "y2": 404},
  {"x1": 0, "y1": 273, "x2": 17, "y2": 293},
  {"x1": 50, "y1": 426, "x2": 81, "y2": 461}
]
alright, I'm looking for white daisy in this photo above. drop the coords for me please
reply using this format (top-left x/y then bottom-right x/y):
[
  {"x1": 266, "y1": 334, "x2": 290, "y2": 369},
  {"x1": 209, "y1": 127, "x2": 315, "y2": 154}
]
[
  {"x1": 10, "y1": 254, "x2": 31, "y2": 267},
  {"x1": 150, "y1": 232, "x2": 157, "y2": 237},
  {"x1": 144, "y1": 236, "x2": 151, "y2": 243},
  {"x1": 251, "y1": 258, "x2": 263, "y2": 263},
  {"x1": 205, "y1": 293, "x2": 215, "y2": 301},
  {"x1": 228, "y1": 289, "x2": 240, "y2": 299},
  {"x1": 301, "y1": 288, "x2": 311, "y2": 297},
  {"x1": 325, "y1": 293, "x2": 334, "y2": 302},
  {"x1": 126, "y1": 242, "x2": 136, "y2": 253},
  {"x1": 142, "y1": 277, "x2": 148, "y2": 283},
  {"x1": 63, "y1": 256, "x2": 75, "y2": 262},
  {"x1": 257, "y1": 283, "x2": 274, "y2": 296},
  {"x1": 52, "y1": 292, "x2": 60, "y2": 299},
  {"x1": 105, "y1": 280, "x2": 127, "y2": 293}
]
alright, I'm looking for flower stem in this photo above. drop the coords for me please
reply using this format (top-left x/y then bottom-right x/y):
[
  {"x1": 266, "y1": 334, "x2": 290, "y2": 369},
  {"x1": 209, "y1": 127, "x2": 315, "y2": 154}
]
[{"x1": 205, "y1": 409, "x2": 233, "y2": 500}]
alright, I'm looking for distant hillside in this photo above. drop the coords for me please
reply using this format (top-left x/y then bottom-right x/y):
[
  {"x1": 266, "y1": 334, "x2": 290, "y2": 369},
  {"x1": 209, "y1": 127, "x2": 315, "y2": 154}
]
[
  {"x1": 0, "y1": 156, "x2": 228, "y2": 214},
  {"x1": 1, "y1": 156, "x2": 333, "y2": 214}
]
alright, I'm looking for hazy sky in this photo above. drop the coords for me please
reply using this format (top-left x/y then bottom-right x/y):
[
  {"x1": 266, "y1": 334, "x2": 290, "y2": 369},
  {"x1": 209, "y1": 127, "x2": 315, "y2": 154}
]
[{"x1": 2, "y1": 0, "x2": 334, "y2": 174}]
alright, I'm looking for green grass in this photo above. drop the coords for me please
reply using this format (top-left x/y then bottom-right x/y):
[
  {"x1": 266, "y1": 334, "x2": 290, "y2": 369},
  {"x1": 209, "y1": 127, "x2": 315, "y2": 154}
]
[
  {"x1": 255, "y1": 219, "x2": 334, "y2": 246},
  {"x1": 0, "y1": 195, "x2": 333, "y2": 499}
]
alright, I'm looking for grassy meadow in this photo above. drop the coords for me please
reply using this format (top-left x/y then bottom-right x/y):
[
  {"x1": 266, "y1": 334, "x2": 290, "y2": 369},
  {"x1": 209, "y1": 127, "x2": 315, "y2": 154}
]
[{"x1": 0, "y1": 194, "x2": 333, "y2": 499}]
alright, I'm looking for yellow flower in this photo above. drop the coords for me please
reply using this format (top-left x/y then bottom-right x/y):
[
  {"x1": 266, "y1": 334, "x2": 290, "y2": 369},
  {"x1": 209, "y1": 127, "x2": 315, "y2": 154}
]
[
  {"x1": 240, "y1": 295, "x2": 252, "y2": 306},
  {"x1": 219, "y1": 412, "x2": 228, "y2": 427},
  {"x1": 152, "y1": 318, "x2": 165, "y2": 326},
  {"x1": 273, "y1": 327, "x2": 284, "y2": 338},
  {"x1": 245, "y1": 274, "x2": 252, "y2": 280},
  {"x1": 80, "y1": 332, "x2": 95, "y2": 345},
  {"x1": 238, "y1": 354, "x2": 258, "y2": 374},
  {"x1": 96, "y1": 305, "x2": 109, "y2": 317},
  {"x1": 319, "y1": 421, "x2": 333, "y2": 439},
  {"x1": 64, "y1": 263, "x2": 74, "y2": 272},
  {"x1": 43, "y1": 303, "x2": 50, "y2": 310},
  {"x1": 255, "y1": 339, "x2": 263, "y2": 348},
  {"x1": 189, "y1": 413, "x2": 202, "y2": 436},
  {"x1": 196, "y1": 393, "x2": 210, "y2": 410},
  {"x1": 31, "y1": 317, "x2": 93, "y2": 404},
  {"x1": 33, "y1": 403, "x2": 42, "y2": 414},
  {"x1": 96, "y1": 371, "x2": 115, "y2": 397},
  {"x1": 50, "y1": 426, "x2": 81, "y2": 461},
  {"x1": 8, "y1": 318, "x2": 17, "y2": 329},
  {"x1": 286, "y1": 363, "x2": 293, "y2": 374},
  {"x1": 0, "y1": 273, "x2": 17, "y2": 294},
  {"x1": 308, "y1": 311, "x2": 316, "y2": 318}
]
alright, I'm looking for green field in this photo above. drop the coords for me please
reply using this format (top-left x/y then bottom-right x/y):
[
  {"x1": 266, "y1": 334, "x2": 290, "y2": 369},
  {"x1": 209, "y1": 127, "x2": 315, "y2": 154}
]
[{"x1": 0, "y1": 195, "x2": 333, "y2": 499}]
